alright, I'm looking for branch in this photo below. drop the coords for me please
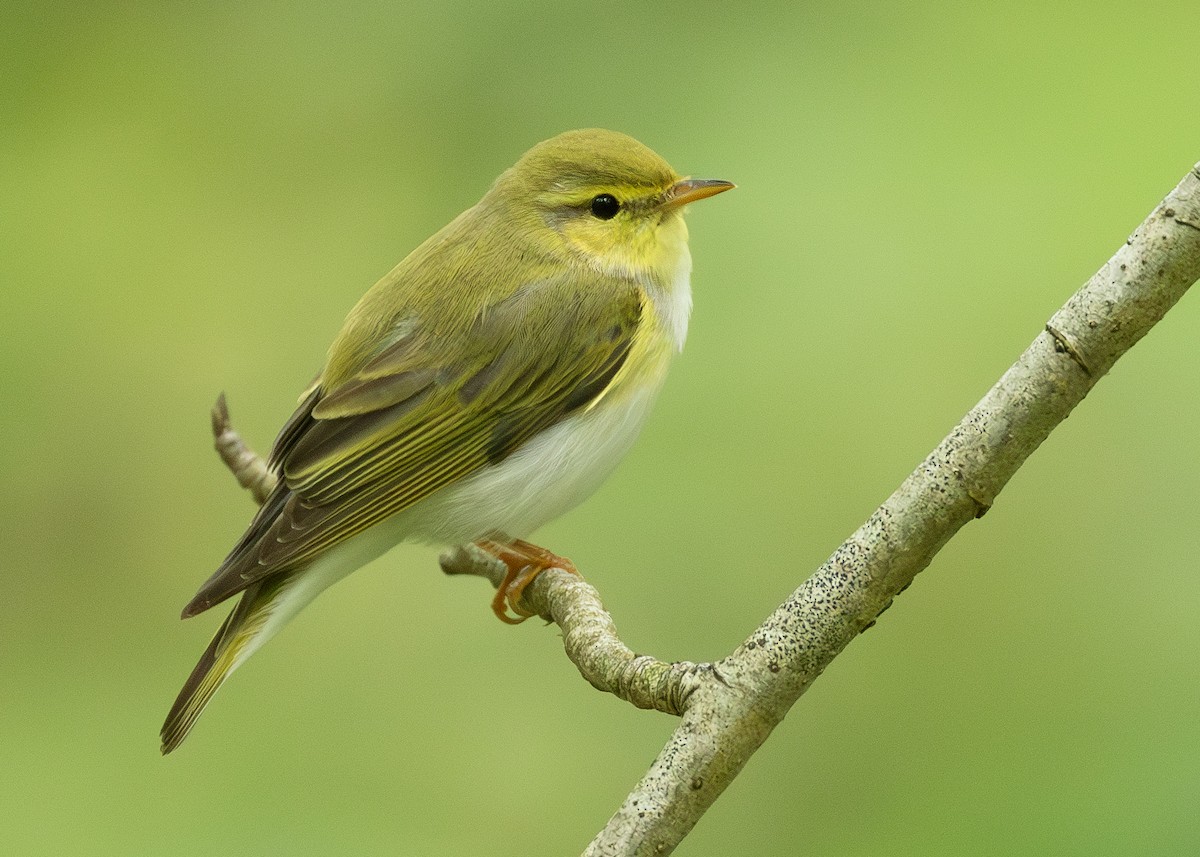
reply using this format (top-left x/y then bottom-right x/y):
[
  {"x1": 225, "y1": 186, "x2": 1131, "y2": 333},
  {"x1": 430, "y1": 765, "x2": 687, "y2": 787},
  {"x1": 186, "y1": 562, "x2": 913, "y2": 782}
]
[
  {"x1": 211, "y1": 393, "x2": 275, "y2": 505},
  {"x1": 582, "y1": 163, "x2": 1200, "y2": 855},
  {"x1": 439, "y1": 544, "x2": 709, "y2": 714},
  {"x1": 209, "y1": 164, "x2": 1200, "y2": 856}
]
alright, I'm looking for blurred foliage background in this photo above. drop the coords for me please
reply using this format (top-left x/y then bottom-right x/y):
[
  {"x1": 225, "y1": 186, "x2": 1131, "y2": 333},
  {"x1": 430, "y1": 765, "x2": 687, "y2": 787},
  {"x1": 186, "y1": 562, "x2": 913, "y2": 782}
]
[{"x1": 3, "y1": 1, "x2": 1199, "y2": 854}]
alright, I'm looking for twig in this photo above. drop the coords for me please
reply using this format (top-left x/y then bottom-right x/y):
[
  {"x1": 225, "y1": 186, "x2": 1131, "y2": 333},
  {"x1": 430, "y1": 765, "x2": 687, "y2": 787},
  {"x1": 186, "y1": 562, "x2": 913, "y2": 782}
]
[
  {"x1": 211, "y1": 393, "x2": 276, "y2": 504},
  {"x1": 440, "y1": 545, "x2": 707, "y2": 714}
]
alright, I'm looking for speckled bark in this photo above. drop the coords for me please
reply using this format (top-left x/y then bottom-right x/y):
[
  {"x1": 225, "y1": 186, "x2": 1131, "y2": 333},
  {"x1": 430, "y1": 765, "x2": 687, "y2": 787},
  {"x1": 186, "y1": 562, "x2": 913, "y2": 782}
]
[
  {"x1": 439, "y1": 544, "x2": 710, "y2": 714},
  {"x1": 584, "y1": 163, "x2": 1200, "y2": 856}
]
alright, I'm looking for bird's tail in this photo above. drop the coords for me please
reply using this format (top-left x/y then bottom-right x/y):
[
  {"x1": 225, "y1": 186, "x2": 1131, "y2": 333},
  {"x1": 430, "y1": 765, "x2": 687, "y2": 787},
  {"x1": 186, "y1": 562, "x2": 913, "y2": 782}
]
[
  {"x1": 162, "y1": 525, "x2": 396, "y2": 754},
  {"x1": 161, "y1": 573, "x2": 303, "y2": 754}
]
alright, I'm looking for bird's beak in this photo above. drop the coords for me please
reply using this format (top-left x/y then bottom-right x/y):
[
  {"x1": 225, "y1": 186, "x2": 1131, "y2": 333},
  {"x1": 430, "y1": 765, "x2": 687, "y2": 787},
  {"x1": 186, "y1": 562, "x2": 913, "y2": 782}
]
[{"x1": 661, "y1": 178, "x2": 736, "y2": 212}]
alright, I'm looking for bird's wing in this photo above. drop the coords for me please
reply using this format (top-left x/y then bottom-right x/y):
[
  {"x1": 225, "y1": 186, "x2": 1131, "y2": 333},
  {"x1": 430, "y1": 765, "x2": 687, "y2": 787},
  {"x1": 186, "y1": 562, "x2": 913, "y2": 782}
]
[{"x1": 184, "y1": 275, "x2": 643, "y2": 616}]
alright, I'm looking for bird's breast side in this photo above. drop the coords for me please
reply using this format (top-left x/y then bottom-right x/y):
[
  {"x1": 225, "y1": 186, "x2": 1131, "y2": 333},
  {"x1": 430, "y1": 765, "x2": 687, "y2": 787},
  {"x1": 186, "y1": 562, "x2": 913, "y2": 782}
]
[{"x1": 402, "y1": 294, "x2": 683, "y2": 544}]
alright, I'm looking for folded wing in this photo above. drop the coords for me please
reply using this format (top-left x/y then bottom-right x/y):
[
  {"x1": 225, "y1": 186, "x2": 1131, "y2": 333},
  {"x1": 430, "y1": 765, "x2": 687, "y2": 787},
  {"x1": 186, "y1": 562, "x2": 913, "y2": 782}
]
[{"x1": 183, "y1": 276, "x2": 642, "y2": 617}]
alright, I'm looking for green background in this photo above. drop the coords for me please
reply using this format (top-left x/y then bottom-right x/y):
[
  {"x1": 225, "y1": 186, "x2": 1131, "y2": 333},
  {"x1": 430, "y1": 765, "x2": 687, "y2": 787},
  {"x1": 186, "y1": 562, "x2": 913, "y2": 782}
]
[{"x1": 3, "y1": 2, "x2": 1199, "y2": 854}]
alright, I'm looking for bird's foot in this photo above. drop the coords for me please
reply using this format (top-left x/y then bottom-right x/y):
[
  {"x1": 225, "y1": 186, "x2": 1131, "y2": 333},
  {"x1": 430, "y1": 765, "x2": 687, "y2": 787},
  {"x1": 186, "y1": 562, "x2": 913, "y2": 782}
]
[{"x1": 474, "y1": 538, "x2": 580, "y2": 624}]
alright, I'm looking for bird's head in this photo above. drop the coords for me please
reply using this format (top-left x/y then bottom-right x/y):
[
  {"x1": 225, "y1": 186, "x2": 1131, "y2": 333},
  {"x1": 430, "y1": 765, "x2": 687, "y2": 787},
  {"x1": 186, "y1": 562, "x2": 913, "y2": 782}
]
[{"x1": 488, "y1": 128, "x2": 733, "y2": 279}]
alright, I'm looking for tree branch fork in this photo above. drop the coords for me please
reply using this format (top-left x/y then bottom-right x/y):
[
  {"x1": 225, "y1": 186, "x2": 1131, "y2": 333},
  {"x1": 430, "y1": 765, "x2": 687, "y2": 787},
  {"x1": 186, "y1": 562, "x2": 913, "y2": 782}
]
[{"x1": 207, "y1": 162, "x2": 1200, "y2": 856}]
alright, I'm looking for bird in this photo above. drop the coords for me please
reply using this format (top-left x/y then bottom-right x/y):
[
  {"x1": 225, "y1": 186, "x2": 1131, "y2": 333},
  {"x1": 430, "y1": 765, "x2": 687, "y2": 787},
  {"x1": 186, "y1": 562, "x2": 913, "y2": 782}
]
[{"x1": 161, "y1": 128, "x2": 733, "y2": 753}]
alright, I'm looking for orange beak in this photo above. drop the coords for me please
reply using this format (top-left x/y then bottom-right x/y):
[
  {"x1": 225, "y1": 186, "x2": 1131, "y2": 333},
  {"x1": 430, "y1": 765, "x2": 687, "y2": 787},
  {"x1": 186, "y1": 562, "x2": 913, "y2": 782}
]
[{"x1": 661, "y1": 178, "x2": 736, "y2": 211}]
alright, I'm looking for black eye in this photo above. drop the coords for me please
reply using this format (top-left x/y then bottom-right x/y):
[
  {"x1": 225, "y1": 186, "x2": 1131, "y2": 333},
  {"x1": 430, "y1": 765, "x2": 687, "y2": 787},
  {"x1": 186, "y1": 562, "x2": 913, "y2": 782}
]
[{"x1": 589, "y1": 194, "x2": 620, "y2": 220}]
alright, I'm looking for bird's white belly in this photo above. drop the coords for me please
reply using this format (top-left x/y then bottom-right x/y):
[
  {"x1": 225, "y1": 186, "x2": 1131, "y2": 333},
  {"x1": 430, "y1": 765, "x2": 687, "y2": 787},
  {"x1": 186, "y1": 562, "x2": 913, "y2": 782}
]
[{"x1": 398, "y1": 374, "x2": 668, "y2": 544}]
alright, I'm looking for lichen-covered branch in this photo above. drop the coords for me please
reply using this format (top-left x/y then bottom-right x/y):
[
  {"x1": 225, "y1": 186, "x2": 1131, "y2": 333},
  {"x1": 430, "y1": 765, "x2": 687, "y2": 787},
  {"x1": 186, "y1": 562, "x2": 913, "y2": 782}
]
[
  {"x1": 583, "y1": 163, "x2": 1200, "y2": 855},
  {"x1": 440, "y1": 544, "x2": 708, "y2": 714}
]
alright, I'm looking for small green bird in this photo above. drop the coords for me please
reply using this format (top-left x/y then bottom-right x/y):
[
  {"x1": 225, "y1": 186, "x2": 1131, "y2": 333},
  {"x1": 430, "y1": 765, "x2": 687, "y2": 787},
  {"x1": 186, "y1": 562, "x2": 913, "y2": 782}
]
[{"x1": 161, "y1": 129, "x2": 733, "y2": 753}]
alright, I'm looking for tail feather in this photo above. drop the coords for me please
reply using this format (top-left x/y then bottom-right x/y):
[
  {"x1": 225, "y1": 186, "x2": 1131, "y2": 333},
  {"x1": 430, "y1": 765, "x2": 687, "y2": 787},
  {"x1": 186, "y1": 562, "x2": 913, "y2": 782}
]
[
  {"x1": 163, "y1": 526, "x2": 390, "y2": 753},
  {"x1": 161, "y1": 582, "x2": 274, "y2": 754}
]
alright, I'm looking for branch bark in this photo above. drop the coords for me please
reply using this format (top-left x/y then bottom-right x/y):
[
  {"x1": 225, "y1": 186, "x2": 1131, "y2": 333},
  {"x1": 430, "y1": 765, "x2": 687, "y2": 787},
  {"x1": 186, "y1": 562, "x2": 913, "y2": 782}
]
[
  {"x1": 211, "y1": 163, "x2": 1200, "y2": 856},
  {"x1": 580, "y1": 163, "x2": 1200, "y2": 855}
]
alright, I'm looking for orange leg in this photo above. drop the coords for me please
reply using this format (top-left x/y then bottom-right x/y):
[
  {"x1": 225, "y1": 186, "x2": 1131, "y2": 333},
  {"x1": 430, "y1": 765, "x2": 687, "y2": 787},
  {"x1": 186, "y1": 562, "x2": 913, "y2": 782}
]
[{"x1": 474, "y1": 538, "x2": 580, "y2": 624}]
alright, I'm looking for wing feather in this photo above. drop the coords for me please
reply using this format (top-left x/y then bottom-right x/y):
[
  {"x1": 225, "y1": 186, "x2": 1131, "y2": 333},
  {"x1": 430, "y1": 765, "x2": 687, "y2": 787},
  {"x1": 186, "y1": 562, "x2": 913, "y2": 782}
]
[{"x1": 183, "y1": 275, "x2": 643, "y2": 616}]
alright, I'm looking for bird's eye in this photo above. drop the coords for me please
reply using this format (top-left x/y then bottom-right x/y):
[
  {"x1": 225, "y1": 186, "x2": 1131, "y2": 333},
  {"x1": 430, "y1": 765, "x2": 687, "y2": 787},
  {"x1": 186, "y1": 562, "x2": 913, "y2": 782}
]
[{"x1": 589, "y1": 194, "x2": 620, "y2": 220}]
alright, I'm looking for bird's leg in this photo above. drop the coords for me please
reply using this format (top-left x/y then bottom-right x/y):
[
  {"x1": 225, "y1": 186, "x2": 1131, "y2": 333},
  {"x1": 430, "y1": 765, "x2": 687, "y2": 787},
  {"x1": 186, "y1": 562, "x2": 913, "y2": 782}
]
[{"x1": 473, "y1": 538, "x2": 581, "y2": 624}]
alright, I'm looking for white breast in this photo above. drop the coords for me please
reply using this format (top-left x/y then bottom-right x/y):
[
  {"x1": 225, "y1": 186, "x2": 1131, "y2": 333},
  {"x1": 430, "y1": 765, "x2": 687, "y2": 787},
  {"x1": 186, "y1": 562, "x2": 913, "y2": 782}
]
[
  {"x1": 645, "y1": 242, "x2": 693, "y2": 352},
  {"x1": 400, "y1": 372, "x2": 667, "y2": 544}
]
